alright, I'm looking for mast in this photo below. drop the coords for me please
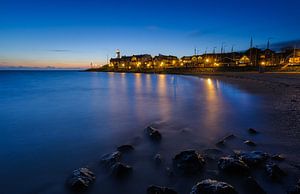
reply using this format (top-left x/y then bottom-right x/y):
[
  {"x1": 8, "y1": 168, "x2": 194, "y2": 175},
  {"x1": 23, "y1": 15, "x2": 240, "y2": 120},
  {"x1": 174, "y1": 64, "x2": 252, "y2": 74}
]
[
  {"x1": 250, "y1": 37, "x2": 253, "y2": 65},
  {"x1": 293, "y1": 45, "x2": 296, "y2": 65}
]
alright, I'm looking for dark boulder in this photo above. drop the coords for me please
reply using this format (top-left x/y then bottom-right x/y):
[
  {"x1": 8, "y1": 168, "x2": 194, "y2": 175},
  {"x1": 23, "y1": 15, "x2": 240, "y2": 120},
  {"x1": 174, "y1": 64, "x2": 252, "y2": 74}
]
[
  {"x1": 101, "y1": 151, "x2": 122, "y2": 167},
  {"x1": 117, "y1": 144, "x2": 134, "y2": 153},
  {"x1": 147, "y1": 185, "x2": 178, "y2": 194},
  {"x1": 67, "y1": 168, "x2": 95, "y2": 191},
  {"x1": 173, "y1": 150, "x2": 205, "y2": 175},
  {"x1": 111, "y1": 162, "x2": 132, "y2": 177},
  {"x1": 218, "y1": 156, "x2": 249, "y2": 175},
  {"x1": 271, "y1": 154, "x2": 285, "y2": 161},
  {"x1": 265, "y1": 162, "x2": 286, "y2": 181},
  {"x1": 216, "y1": 134, "x2": 235, "y2": 147},
  {"x1": 190, "y1": 179, "x2": 237, "y2": 194},
  {"x1": 145, "y1": 126, "x2": 162, "y2": 141},
  {"x1": 243, "y1": 176, "x2": 266, "y2": 194},
  {"x1": 235, "y1": 150, "x2": 268, "y2": 166},
  {"x1": 244, "y1": 140, "x2": 256, "y2": 146},
  {"x1": 248, "y1": 128, "x2": 258, "y2": 134}
]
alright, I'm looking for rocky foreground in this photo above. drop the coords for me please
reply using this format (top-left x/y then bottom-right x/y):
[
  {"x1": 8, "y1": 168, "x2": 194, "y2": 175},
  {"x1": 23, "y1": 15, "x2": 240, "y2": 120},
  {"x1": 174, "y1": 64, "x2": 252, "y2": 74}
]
[{"x1": 65, "y1": 125, "x2": 300, "y2": 194}]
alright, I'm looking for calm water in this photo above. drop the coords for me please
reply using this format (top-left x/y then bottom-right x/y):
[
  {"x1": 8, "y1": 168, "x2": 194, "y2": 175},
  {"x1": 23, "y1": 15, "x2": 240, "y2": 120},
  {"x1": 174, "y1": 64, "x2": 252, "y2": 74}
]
[{"x1": 0, "y1": 71, "x2": 293, "y2": 194}]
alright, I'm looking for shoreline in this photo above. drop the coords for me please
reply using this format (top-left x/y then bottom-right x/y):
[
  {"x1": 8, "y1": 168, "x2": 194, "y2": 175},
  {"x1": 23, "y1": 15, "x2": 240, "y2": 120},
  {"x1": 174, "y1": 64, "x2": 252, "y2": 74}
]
[
  {"x1": 89, "y1": 69, "x2": 300, "y2": 139},
  {"x1": 84, "y1": 70, "x2": 300, "y2": 193},
  {"x1": 89, "y1": 69, "x2": 300, "y2": 157}
]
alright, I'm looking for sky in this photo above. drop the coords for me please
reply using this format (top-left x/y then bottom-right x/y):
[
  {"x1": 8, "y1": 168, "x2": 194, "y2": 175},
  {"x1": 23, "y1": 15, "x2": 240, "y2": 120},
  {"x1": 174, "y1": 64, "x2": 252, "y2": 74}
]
[{"x1": 1, "y1": 0, "x2": 300, "y2": 68}]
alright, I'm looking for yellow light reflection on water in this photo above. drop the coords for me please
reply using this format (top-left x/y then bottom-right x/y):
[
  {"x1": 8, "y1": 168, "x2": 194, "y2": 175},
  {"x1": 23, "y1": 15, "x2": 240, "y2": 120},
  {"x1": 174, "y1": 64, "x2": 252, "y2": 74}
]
[
  {"x1": 157, "y1": 74, "x2": 171, "y2": 121},
  {"x1": 202, "y1": 78, "x2": 222, "y2": 137}
]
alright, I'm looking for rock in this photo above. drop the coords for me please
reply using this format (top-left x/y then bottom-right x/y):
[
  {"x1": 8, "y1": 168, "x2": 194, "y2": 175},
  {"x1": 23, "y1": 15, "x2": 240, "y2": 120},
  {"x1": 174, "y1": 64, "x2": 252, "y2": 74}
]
[
  {"x1": 147, "y1": 185, "x2": 178, "y2": 194},
  {"x1": 218, "y1": 156, "x2": 250, "y2": 175},
  {"x1": 117, "y1": 144, "x2": 134, "y2": 153},
  {"x1": 243, "y1": 176, "x2": 266, "y2": 194},
  {"x1": 271, "y1": 154, "x2": 285, "y2": 161},
  {"x1": 248, "y1": 128, "x2": 258, "y2": 134},
  {"x1": 173, "y1": 150, "x2": 205, "y2": 174},
  {"x1": 235, "y1": 150, "x2": 268, "y2": 166},
  {"x1": 265, "y1": 162, "x2": 286, "y2": 181},
  {"x1": 216, "y1": 134, "x2": 235, "y2": 146},
  {"x1": 67, "y1": 168, "x2": 95, "y2": 191},
  {"x1": 190, "y1": 179, "x2": 237, "y2": 194},
  {"x1": 288, "y1": 179, "x2": 300, "y2": 194},
  {"x1": 111, "y1": 162, "x2": 132, "y2": 177},
  {"x1": 101, "y1": 151, "x2": 121, "y2": 167},
  {"x1": 244, "y1": 140, "x2": 256, "y2": 146},
  {"x1": 145, "y1": 126, "x2": 162, "y2": 141},
  {"x1": 216, "y1": 140, "x2": 225, "y2": 147},
  {"x1": 224, "y1": 134, "x2": 236, "y2": 140},
  {"x1": 154, "y1": 154, "x2": 162, "y2": 165}
]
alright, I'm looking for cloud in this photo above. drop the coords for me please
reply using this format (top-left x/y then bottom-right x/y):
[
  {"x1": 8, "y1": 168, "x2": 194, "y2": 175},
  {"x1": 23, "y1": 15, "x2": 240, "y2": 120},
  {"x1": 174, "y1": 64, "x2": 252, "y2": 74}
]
[
  {"x1": 48, "y1": 49, "x2": 72, "y2": 52},
  {"x1": 270, "y1": 39, "x2": 300, "y2": 51}
]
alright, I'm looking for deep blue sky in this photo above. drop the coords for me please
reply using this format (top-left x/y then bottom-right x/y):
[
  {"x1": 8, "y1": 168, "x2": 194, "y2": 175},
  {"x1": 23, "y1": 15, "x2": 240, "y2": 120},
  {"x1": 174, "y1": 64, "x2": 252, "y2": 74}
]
[{"x1": 1, "y1": 0, "x2": 300, "y2": 68}]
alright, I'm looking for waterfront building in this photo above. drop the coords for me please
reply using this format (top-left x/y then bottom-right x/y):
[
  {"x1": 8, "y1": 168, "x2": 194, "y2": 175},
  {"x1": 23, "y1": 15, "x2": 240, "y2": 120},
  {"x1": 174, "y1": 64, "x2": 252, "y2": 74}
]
[
  {"x1": 181, "y1": 55, "x2": 203, "y2": 67},
  {"x1": 153, "y1": 54, "x2": 179, "y2": 68},
  {"x1": 131, "y1": 54, "x2": 153, "y2": 68},
  {"x1": 107, "y1": 47, "x2": 299, "y2": 70}
]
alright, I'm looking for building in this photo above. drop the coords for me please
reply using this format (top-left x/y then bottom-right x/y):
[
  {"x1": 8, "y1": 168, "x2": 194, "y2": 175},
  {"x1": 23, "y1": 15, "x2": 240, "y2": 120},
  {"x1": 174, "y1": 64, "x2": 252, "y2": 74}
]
[
  {"x1": 107, "y1": 47, "x2": 299, "y2": 70},
  {"x1": 153, "y1": 54, "x2": 179, "y2": 68},
  {"x1": 131, "y1": 54, "x2": 153, "y2": 68},
  {"x1": 181, "y1": 55, "x2": 203, "y2": 67}
]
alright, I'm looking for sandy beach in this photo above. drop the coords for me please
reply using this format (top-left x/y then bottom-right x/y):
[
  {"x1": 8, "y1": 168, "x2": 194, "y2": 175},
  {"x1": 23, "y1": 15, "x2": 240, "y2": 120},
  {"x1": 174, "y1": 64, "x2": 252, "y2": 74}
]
[{"x1": 197, "y1": 73, "x2": 300, "y2": 161}]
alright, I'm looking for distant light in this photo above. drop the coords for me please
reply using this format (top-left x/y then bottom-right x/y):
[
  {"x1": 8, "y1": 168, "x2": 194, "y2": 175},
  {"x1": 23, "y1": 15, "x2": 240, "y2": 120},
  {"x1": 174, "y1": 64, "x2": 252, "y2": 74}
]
[
  {"x1": 205, "y1": 59, "x2": 210, "y2": 63},
  {"x1": 207, "y1": 78, "x2": 212, "y2": 85}
]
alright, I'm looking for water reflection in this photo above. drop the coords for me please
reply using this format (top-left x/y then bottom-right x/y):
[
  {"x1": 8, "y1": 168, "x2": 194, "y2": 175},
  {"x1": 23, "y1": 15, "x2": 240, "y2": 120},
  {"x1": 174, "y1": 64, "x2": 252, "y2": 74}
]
[
  {"x1": 156, "y1": 74, "x2": 172, "y2": 121},
  {"x1": 201, "y1": 78, "x2": 223, "y2": 137}
]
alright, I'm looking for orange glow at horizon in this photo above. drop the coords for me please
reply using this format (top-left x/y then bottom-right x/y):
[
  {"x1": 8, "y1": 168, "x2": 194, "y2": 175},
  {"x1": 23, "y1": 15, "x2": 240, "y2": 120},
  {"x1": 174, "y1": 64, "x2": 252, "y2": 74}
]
[{"x1": 0, "y1": 59, "x2": 105, "y2": 69}]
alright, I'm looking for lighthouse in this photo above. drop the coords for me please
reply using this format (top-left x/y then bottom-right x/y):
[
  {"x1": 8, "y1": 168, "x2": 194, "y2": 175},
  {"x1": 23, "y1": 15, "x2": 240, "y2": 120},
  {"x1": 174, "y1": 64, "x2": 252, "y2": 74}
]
[{"x1": 116, "y1": 49, "x2": 121, "y2": 59}]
